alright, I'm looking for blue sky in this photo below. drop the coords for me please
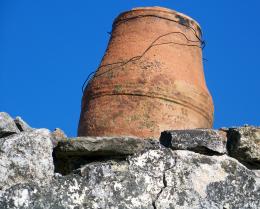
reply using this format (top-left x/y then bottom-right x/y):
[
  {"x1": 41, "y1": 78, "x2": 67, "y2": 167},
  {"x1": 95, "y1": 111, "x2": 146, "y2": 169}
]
[{"x1": 1, "y1": 1, "x2": 259, "y2": 136}]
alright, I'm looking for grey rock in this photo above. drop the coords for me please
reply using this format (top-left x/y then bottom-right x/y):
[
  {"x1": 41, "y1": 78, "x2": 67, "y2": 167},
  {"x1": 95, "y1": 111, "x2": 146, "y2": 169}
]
[
  {"x1": 0, "y1": 112, "x2": 20, "y2": 138},
  {"x1": 0, "y1": 147, "x2": 259, "y2": 209},
  {"x1": 52, "y1": 128, "x2": 67, "y2": 138},
  {"x1": 0, "y1": 118, "x2": 259, "y2": 209},
  {"x1": 155, "y1": 150, "x2": 260, "y2": 209},
  {"x1": 160, "y1": 129, "x2": 227, "y2": 155},
  {"x1": 14, "y1": 116, "x2": 32, "y2": 132},
  {"x1": 51, "y1": 128, "x2": 67, "y2": 147},
  {"x1": 227, "y1": 126, "x2": 260, "y2": 169},
  {"x1": 70, "y1": 148, "x2": 174, "y2": 209},
  {"x1": 0, "y1": 129, "x2": 54, "y2": 192},
  {"x1": 0, "y1": 148, "x2": 175, "y2": 209},
  {"x1": 55, "y1": 136, "x2": 158, "y2": 157},
  {"x1": 0, "y1": 183, "x2": 43, "y2": 209},
  {"x1": 53, "y1": 136, "x2": 160, "y2": 174}
]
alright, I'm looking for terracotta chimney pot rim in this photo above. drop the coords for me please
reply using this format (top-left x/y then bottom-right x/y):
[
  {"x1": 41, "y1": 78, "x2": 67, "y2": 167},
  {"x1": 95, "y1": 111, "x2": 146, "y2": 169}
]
[{"x1": 113, "y1": 6, "x2": 201, "y2": 34}]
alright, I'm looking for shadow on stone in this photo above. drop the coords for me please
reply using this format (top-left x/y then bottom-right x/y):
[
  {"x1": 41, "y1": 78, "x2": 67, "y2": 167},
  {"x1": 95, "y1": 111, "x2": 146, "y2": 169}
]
[{"x1": 226, "y1": 127, "x2": 260, "y2": 170}]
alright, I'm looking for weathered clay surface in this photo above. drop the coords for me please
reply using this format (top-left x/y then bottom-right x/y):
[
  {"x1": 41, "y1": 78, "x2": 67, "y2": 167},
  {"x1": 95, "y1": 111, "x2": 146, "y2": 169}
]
[
  {"x1": 0, "y1": 112, "x2": 20, "y2": 137},
  {"x1": 0, "y1": 114, "x2": 259, "y2": 209},
  {"x1": 0, "y1": 129, "x2": 54, "y2": 192},
  {"x1": 227, "y1": 126, "x2": 260, "y2": 169},
  {"x1": 78, "y1": 6, "x2": 214, "y2": 139},
  {"x1": 160, "y1": 129, "x2": 227, "y2": 155}
]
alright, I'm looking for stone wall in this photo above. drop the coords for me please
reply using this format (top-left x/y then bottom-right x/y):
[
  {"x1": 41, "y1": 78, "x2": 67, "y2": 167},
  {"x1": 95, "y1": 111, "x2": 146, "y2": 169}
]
[{"x1": 0, "y1": 112, "x2": 259, "y2": 208}]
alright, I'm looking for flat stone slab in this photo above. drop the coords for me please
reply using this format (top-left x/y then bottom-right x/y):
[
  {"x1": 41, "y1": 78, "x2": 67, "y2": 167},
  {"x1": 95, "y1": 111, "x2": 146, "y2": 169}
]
[
  {"x1": 159, "y1": 129, "x2": 227, "y2": 155},
  {"x1": 54, "y1": 136, "x2": 159, "y2": 157},
  {"x1": 53, "y1": 137, "x2": 160, "y2": 174}
]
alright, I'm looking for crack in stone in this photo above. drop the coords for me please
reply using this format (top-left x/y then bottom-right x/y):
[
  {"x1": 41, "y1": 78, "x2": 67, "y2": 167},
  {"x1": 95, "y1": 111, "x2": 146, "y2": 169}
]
[
  {"x1": 152, "y1": 173, "x2": 165, "y2": 209},
  {"x1": 152, "y1": 165, "x2": 174, "y2": 209}
]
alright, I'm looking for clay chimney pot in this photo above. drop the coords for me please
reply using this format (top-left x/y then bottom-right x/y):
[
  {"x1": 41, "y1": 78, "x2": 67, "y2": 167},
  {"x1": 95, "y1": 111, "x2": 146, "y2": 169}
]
[{"x1": 78, "y1": 6, "x2": 214, "y2": 139}]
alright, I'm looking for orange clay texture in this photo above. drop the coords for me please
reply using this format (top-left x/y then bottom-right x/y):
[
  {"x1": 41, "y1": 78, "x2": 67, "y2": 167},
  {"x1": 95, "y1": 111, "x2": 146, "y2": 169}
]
[{"x1": 78, "y1": 7, "x2": 214, "y2": 139}]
